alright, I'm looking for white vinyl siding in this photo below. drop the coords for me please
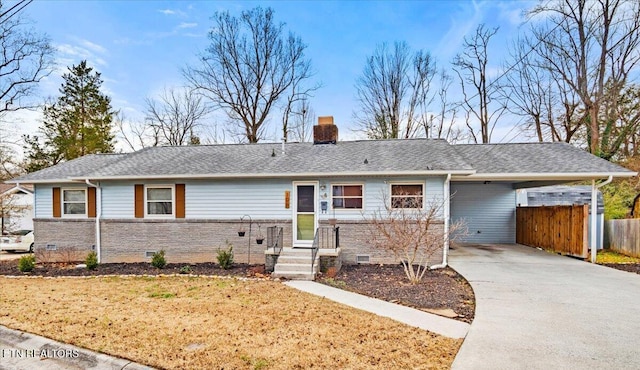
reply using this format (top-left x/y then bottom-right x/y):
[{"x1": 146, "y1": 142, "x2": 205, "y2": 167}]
[
  {"x1": 450, "y1": 182, "x2": 516, "y2": 243},
  {"x1": 38, "y1": 176, "x2": 447, "y2": 221},
  {"x1": 101, "y1": 183, "x2": 134, "y2": 218},
  {"x1": 185, "y1": 179, "x2": 292, "y2": 219}
]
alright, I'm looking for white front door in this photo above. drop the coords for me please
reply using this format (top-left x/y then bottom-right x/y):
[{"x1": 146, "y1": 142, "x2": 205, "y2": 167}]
[{"x1": 292, "y1": 182, "x2": 318, "y2": 247}]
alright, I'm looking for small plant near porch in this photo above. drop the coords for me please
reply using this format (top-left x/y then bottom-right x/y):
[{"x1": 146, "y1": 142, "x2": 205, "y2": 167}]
[{"x1": 367, "y1": 194, "x2": 465, "y2": 284}]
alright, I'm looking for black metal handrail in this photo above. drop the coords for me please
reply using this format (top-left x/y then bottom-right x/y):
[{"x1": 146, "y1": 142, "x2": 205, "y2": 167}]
[
  {"x1": 266, "y1": 226, "x2": 283, "y2": 255},
  {"x1": 311, "y1": 228, "x2": 320, "y2": 274}
]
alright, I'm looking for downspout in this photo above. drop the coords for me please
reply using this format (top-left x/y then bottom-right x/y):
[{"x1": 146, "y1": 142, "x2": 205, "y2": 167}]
[
  {"x1": 590, "y1": 176, "x2": 612, "y2": 264},
  {"x1": 85, "y1": 179, "x2": 102, "y2": 263},
  {"x1": 431, "y1": 173, "x2": 452, "y2": 269}
]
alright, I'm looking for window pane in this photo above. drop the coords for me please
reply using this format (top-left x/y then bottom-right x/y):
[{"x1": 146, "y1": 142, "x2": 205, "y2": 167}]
[
  {"x1": 63, "y1": 190, "x2": 85, "y2": 201},
  {"x1": 297, "y1": 186, "x2": 315, "y2": 213},
  {"x1": 332, "y1": 186, "x2": 343, "y2": 196},
  {"x1": 148, "y1": 201, "x2": 172, "y2": 215},
  {"x1": 64, "y1": 203, "x2": 86, "y2": 215},
  {"x1": 147, "y1": 188, "x2": 172, "y2": 201},
  {"x1": 392, "y1": 196, "x2": 422, "y2": 209},
  {"x1": 344, "y1": 198, "x2": 363, "y2": 209},
  {"x1": 344, "y1": 185, "x2": 362, "y2": 196},
  {"x1": 392, "y1": 184, "x2": 422, "y2": 196},
  {"x1": 332, "y1": 198, "x2": 344, "y2": 208},
  {"x1": 297, "y1": 214, "x2": 315, "y2": 240}
]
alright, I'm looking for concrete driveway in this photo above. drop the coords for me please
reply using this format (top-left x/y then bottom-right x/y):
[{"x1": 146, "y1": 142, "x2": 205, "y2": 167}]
[
  {"x1": 449, "y1": 243, "x2": 640, "y2": 370},
  {"x1": 0, "y1": 251, "x2": 28, "y2": 261}
]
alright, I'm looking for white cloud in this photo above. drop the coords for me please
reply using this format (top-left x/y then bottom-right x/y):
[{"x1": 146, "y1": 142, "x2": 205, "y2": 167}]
[
  {"x1": 55, "y1": 42, "x2": 108, "y2": 68},
  {"x1": 78, "y1": 39, "x2": 108, "y2": 54},
  {"x1": 158, "y1": 8, "x2": 186, "y2": 17},
  {"x1": 178, "y1": 22, "x2": 197, "y2": 29}
]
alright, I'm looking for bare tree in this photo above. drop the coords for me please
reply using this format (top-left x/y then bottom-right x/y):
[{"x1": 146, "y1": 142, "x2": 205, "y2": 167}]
[
  {"x1": 354, "y1": 41, "x2": 436, "y2": 139},
  {"x1": 114, "y1": 113, "x2": 161, "y2": 151},
  {"x1": 366, "y1": 193, "x2": 465, "y2": 284},
  {"x1": 0, "y1": 0, "x2": 54, "y2": 115},
  {"x1": 528, "y1": 0, "x2": 640, "y2": 159},
  {"x1": 424, "y1": 69, "x2": 463, "y2": 142},
  {"x1": 145, "y1": 87, "x2": 211, "y2": 146},
  {"x1": 184, "y1": 7, "x2": 315, "y2": 143},
  {"x1": 289, "y1": 98, "x2": 314, "y2": 142},
  {"x1": 452, "y1": 24, "x2": 507, "y2": 143}
]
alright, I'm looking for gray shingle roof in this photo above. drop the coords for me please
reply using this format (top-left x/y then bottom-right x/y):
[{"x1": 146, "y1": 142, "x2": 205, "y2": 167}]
[
  {"x1": 13, "y1": 154, "x2": 128, "y2": 182},
  {"x1": 453, "y1": 142, "x2": 631, "y2": 174},
  {"x1": 9, "y1": 139, "x2": 634, "y2": 183}
]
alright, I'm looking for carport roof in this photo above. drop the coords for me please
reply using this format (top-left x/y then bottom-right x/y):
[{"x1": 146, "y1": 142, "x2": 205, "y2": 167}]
[
  {"x1": 452, "y1": 142, "x2": 634, "y2": 181},
  {"x1": 7, "y1": 139, "x2": 636, "y2": 183}
]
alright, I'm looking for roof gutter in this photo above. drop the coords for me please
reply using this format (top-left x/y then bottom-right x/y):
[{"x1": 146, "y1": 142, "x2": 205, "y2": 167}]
[
  {"x1": 590, "y1": 176, "x2": 613, "y2": 264},
  {"x1": 13, "y1": 183, "x2": 33, "y2": 195},
  {"x1": 85, "y1": 179, "x2": 102, "y2": 263},
  {"x1": 65, "y1": 169, "x2": 477, "y2": 182},
  {"x1": 431, "y1": 173, "x2": 452, "y2": 270},
  {"x1": 451, "y1": 172, "x2": 636, "y2": 181}
]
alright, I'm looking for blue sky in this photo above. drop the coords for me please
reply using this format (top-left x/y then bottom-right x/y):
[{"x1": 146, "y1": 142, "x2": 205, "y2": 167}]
[{"x1": 13, "y1": 0, "x2": 535, "y2": 149}]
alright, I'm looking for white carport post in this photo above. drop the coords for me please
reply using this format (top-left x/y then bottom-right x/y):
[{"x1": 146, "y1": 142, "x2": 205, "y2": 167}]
[{"x1": 591, "y1": 176, "x2": 613, "y2": 263}]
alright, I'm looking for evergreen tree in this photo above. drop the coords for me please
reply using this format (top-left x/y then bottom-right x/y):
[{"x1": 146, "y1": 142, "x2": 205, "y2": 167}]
[{"x1": 24, "y1": 60, "x2": 115, "y2": 172}]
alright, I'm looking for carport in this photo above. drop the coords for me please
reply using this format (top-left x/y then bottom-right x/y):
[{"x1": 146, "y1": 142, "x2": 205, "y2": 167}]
[{"x1": 448, "y1": 143, "x2": 635, "y2": 263}]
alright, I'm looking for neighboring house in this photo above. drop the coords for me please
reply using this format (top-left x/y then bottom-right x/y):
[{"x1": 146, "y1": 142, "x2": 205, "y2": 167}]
[
  {"x1": 0, "y1": 183, "x2": 34, "y2": 234},
  {"x1": 516, "y1": 186, "x2": 605, "y2": 249},
  {"x1": 7, "y1": 117, "x2": 635, "y2": 278}
]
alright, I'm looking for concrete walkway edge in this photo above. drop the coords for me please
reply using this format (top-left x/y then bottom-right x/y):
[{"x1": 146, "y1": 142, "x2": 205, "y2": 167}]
[
  {"x1": 285, "y1": 280, "x2": 469, "y2": 339},
  {"x1": 0, "y1": 325, "x2": 154, "y2": 370}
]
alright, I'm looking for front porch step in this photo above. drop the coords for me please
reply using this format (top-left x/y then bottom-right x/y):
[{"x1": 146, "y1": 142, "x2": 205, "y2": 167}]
[
  {"x1": 274, "y1": 263, "x2": 318, "y2": 273},
  {"x1": 272, "y1": 248, "x2": 319, "y2": 281}
]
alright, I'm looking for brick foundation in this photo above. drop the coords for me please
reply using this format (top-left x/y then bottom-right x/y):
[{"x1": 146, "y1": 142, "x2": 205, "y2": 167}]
[
  {"x1": 321, "y1": 219, "x2": 445, "y2": 266},
  {"x1": 33, "y1": 218, "x2": 445, "y2": 266},
  {"x1": 33, "y1": 219, "x2": 96, "y2": 262}
]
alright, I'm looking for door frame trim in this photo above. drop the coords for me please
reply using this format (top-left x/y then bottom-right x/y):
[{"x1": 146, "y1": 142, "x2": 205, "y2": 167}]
[{"x1": 292, "y1": 181, "x2": 319, "y2": 247}]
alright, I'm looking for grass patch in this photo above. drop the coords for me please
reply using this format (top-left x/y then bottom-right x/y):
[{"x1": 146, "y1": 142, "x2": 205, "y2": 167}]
[
  {"x1": 0, "y1": 276, "x2": 460, "y2": 369},
  {"x1": 597, "y1": 249, "x2": 640, "y2": 264}
]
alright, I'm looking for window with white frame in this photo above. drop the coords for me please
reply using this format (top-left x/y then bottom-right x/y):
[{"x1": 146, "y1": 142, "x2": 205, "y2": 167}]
[
  {"x1": 62, "y1": 189, "x2": 86, "y2": 216},
  {"x1": 391, "y1": 184, "x2": 423, "y2": 208},
  {"x1": 146, "y1": 186, "x2": 174, "y2": 216},
  {"x1": 332, "y1": 184, "x2": 363, "y2": 209}
]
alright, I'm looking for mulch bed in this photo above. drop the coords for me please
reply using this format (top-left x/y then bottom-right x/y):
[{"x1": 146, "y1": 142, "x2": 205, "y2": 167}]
[
  {"x1": 0, "y1": 260, "x2": 261, "y2": 277},
  {"x1": 601, "y1": 263, "x2": 640, "y2": 275},
  {"x1": 319, "y1": 264, "x2": 475, "y2": 323}
]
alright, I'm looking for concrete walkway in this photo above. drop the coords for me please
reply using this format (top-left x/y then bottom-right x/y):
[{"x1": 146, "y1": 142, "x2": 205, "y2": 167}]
[
  {"x1": 0, "y1": 325, "x2": 153, "y2": 370},
  {"x1": 285, "y1": 280, "x2": 469, "y2": 339},
  {"x1": 449, "y1": 244, "x2": 640, "y2": 370}
]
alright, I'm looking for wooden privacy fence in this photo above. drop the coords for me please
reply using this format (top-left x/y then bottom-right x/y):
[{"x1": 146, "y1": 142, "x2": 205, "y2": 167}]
[
  {"x1": 516, "y1": 205, "x2": 589, "y2": 258},
  {"x1": 605, "y1": 219, "x2": 640, "y2": 258}
]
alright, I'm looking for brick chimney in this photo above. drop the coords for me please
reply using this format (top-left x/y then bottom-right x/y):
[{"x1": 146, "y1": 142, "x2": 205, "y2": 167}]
[{"x1": 313, "y1": 116, "x2": 339, "y2": 144}]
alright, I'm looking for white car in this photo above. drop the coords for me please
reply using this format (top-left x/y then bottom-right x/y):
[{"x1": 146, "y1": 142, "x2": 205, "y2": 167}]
[{"x1": 0, "y1": 230, "x2": 34, "y2": 253}]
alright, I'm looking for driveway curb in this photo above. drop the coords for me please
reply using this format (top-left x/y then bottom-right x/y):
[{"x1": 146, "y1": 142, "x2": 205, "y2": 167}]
[{"x1": 0, "y1": 325, "x2": 154, "y2": 370}]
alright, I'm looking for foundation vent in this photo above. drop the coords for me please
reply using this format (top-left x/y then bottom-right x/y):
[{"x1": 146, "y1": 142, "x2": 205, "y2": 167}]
[
  {"x1": 355, "y1": 254, "x2": 370, "y2": 264},
  {"x1": 145, "y1": 251, "x2": 156, "y2": 258},
  {"x1": 45, "y1": 244, "x2": 57, "y2": 251}
]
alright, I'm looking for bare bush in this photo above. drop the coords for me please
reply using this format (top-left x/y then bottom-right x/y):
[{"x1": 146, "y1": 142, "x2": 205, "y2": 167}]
[{"x1": 366, "y1": 194, "x2": 465, "y2": 284}]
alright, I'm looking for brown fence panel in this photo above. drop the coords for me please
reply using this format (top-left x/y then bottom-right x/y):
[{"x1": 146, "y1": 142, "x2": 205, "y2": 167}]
[
  {"x1": 516, "y1": 205, "x2": 589, "y2": 258},
  {"x1": 605, "y1": 219, "x2": 640, "y2": 258}
]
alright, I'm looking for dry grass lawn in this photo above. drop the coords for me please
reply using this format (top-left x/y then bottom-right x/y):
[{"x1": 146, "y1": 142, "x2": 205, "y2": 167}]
[
  {"x1": 597, "y1": 249, "x2": 640, "y2": 264},
  {"x1": 0, "y1": 276, "x2": 461, "y2": 369}
]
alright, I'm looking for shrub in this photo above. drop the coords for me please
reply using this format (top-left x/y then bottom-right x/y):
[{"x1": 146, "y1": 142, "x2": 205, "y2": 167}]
[
  {"x1": 151, "y1": 250, "x2": 167, "y2": 269},
  {"x1": 179, "y1": 265, "x2": 193, "y2": 274},
  {"x1": 217, "y1": 243, "x2": 234, "y2": 269},
  {"x1": 18, "y1": 255, "x2": 35, "y2": 272},
  {"x1": 85, "y1": 251, "x2": 98, "y2": 270}
]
